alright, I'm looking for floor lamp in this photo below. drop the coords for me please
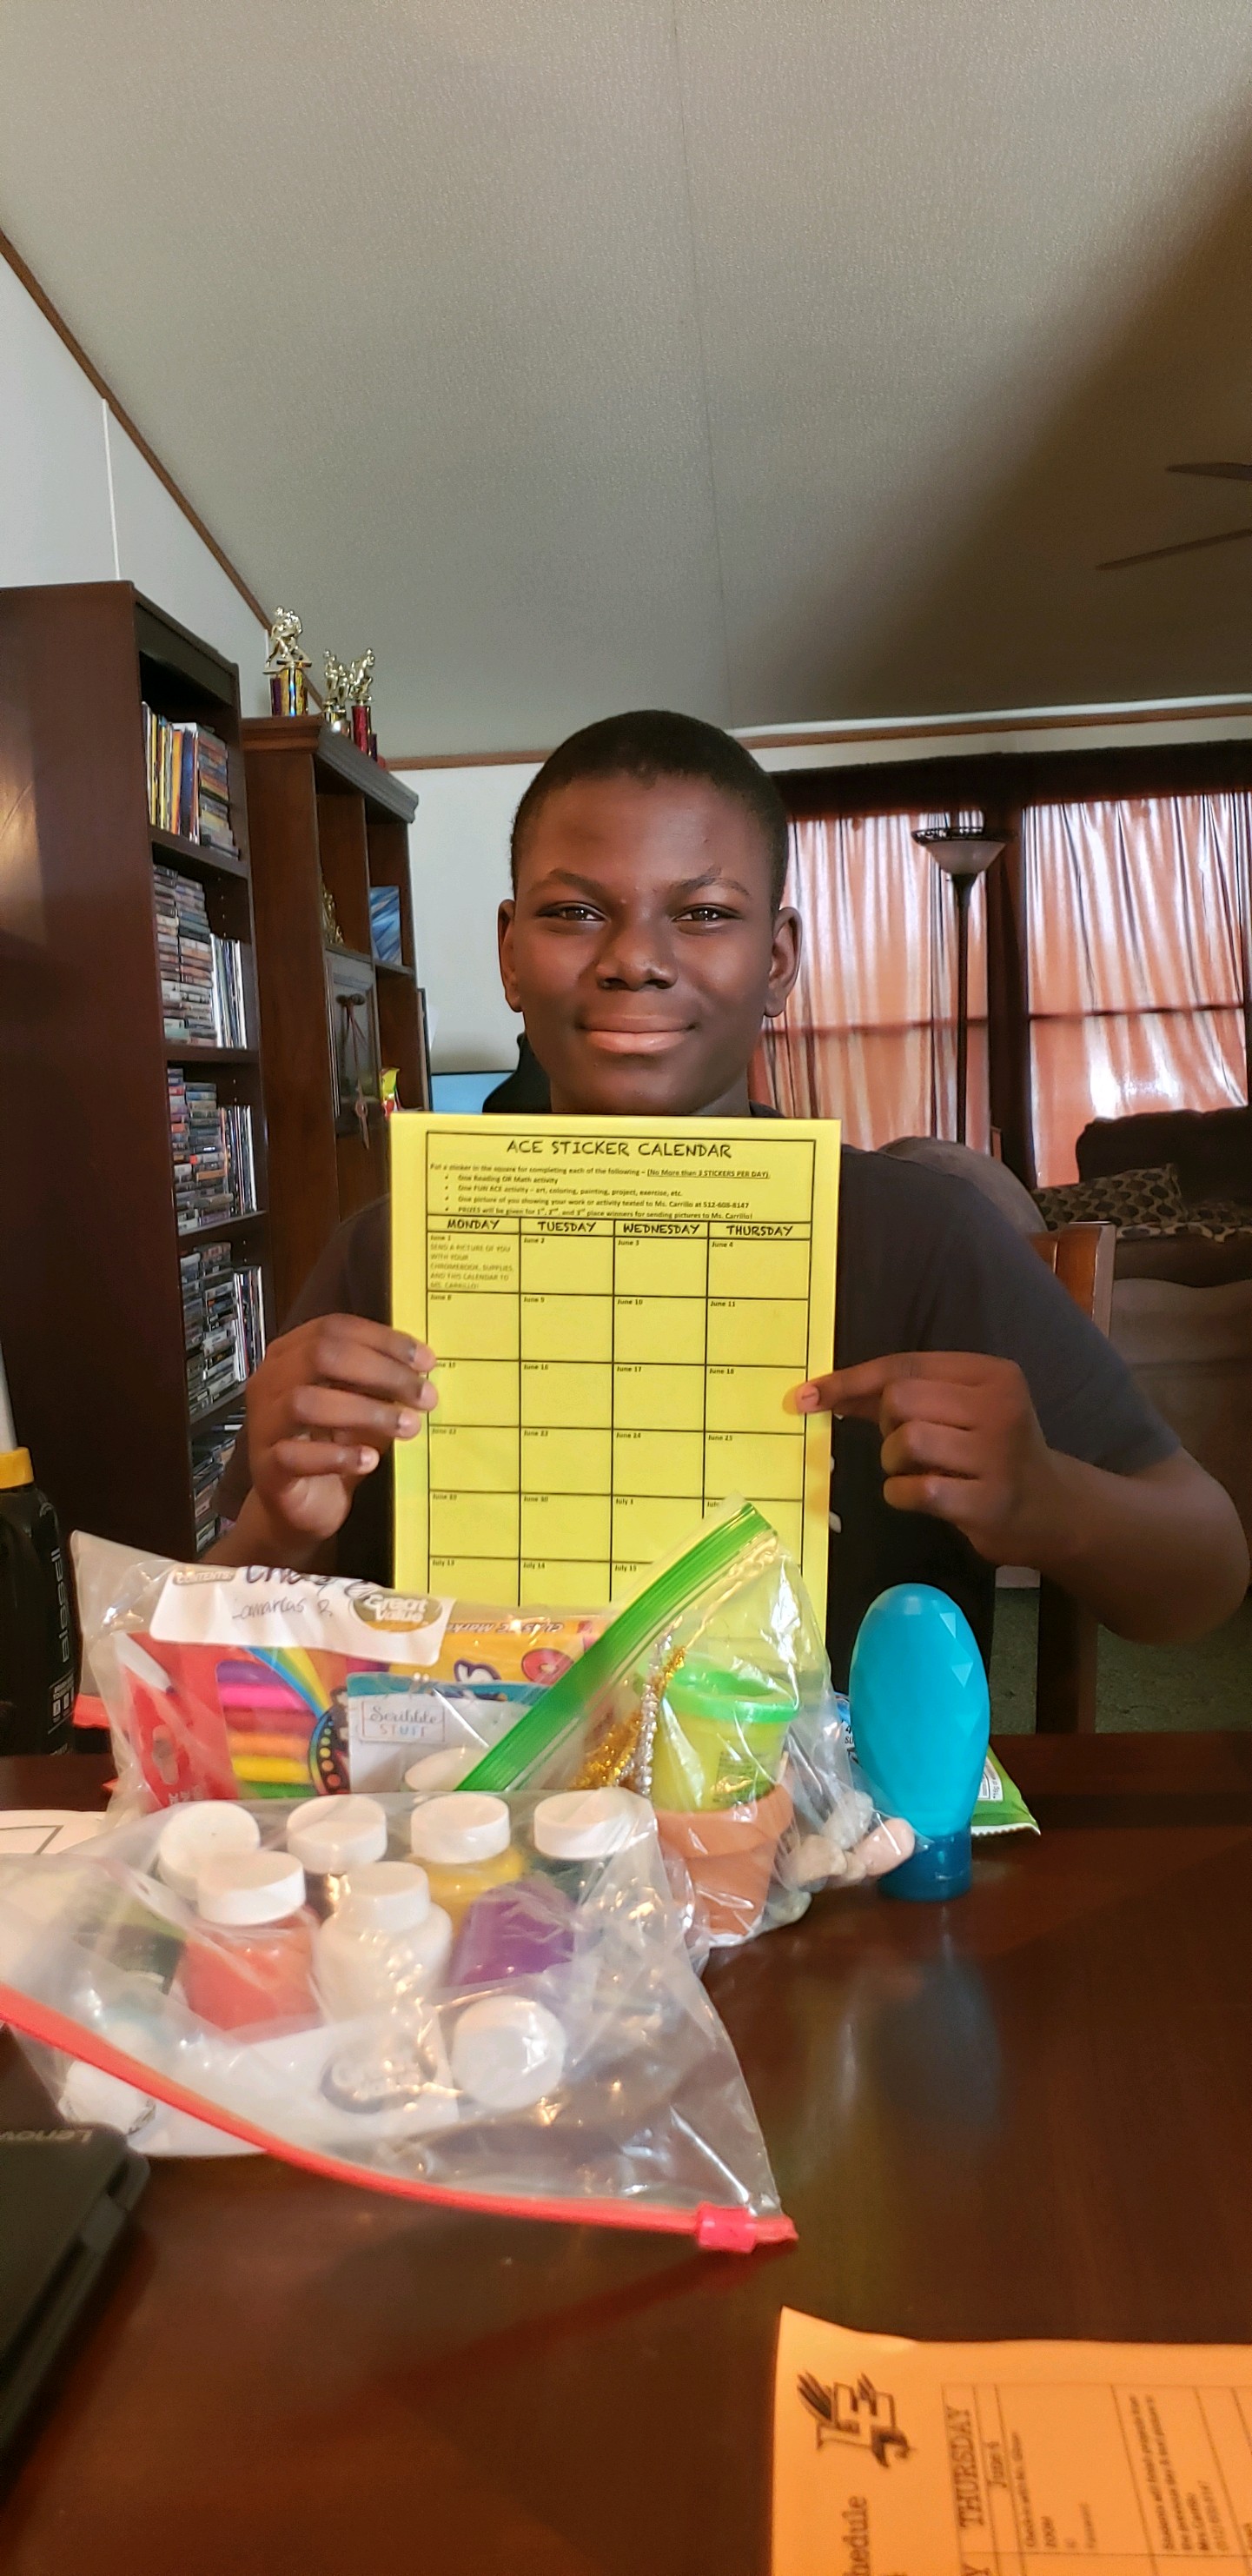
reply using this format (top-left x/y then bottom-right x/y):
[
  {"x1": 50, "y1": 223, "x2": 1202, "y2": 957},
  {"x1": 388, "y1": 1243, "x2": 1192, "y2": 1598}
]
[{"x1": 911, "y1": 817, "x2": 1007, "y2": 1145}]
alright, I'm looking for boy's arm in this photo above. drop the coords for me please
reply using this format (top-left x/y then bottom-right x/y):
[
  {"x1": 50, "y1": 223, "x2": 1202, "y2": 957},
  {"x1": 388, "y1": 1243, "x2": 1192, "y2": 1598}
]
[{"x1": 797, "y1": 1351, "x2": 1249, "y2": 1643}]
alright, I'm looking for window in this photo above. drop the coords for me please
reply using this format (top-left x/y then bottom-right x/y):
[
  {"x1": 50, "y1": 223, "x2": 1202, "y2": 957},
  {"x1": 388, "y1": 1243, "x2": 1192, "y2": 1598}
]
[
  {"x1": 756, "y1": 813, "x2": 989, "y2": 1148},
  {"x1": 1024, "y1": 796, "x2": 1252, "y2": 1184}
]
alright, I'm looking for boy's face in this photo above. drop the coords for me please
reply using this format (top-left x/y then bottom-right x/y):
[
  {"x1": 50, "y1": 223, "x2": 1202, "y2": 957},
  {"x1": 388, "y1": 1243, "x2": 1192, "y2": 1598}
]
[{"x1": 498, "y1": 775, "x2": 800, "y2": 1114}]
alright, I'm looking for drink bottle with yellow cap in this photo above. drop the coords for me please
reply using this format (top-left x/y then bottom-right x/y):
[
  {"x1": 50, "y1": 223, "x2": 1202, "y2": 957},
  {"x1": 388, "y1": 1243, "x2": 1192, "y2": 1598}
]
[{"x1": 0, "y1": 1345, "x2": 77, "y2": 1756}]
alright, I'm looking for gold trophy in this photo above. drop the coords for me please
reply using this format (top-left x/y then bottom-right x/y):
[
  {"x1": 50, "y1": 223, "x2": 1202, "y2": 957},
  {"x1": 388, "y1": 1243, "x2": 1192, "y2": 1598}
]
[
  {"x1": 322, "y1": 654, "x2": 353, "y2": 734},
  {"x1": 319, "y1": 872, "x2": 345, "y2": 949},
  {"x1": 348, "y1": 649, "x2": 375, "y2": 756},
  {"x1": 263, "y1": 607, "x2": 311, "y2": 716}
]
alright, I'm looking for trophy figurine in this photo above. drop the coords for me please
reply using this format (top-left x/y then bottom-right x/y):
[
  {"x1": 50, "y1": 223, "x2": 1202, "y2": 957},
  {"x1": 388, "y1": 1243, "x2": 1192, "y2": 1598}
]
[
  {"x1": 319, "y1": 871, "x2": 345, "y2": 949},
  {"x1": 322, "y1": 654, "x2": 353, "y2": 734},
  {"x1": 264, "y1": 607, "x2": 311, "y2": 716},
  {"x1": 348, "y1": 649, "x2": 375, "y2": 756}
]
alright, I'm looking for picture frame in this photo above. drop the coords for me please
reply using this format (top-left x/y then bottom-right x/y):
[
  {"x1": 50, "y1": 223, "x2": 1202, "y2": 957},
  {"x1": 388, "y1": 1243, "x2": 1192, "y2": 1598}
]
[{"x1": 368, "y1": 885, "x2": 404, "y2": 966}]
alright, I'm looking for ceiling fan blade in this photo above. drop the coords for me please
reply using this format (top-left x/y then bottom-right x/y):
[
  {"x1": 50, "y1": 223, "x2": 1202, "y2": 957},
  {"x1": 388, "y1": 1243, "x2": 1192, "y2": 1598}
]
[
  {"x1": 1099, "y1": 524, "x2": 1252, "y2": 570},
  {"x1": 1167, "y1": 461, "x2": 1252, "y2": 481}
]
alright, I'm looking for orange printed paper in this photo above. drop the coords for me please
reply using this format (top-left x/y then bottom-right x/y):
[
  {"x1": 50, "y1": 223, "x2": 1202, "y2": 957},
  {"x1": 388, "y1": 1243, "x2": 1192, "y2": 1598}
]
[{"x1": 773, "y1": 2307, "x2": 1252, "y2": 2573}]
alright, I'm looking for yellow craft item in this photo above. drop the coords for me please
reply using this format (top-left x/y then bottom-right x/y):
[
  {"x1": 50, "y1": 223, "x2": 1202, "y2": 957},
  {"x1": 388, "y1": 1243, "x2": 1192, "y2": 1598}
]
[
  {"x1": 231, "y1": 1755, "x2": 310, "y2": 1786},
  {"x1": 226, "y1": 1732, "x2": 314, "y2": 1763}
]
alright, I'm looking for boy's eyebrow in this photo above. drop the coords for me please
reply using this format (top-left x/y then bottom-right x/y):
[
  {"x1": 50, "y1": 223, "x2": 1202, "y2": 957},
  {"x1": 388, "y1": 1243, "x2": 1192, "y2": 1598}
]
[{"x1": 528, "y1": 866, "x2": 758, "y2": 902}]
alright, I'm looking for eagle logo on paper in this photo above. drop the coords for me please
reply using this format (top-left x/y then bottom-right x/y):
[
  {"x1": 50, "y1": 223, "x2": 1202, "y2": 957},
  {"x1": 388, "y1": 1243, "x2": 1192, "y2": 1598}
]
[{"x1": 797, "y1": 2371, "x2": 912, "y2": 2466}]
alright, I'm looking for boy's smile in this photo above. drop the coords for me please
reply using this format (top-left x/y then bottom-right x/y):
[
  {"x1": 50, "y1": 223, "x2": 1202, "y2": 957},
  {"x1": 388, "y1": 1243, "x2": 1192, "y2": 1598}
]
[{"x1": 498, "y1": 773, "x2": 800, "y2": 1115}]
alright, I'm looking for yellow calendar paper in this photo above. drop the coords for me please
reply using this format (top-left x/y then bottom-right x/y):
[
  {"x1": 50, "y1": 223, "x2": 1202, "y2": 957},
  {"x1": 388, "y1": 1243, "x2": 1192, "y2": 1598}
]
[
  {"x1": 773, "y1": 2308, "x2": 1252, "y2": 2574},
  {"x1": 391, "y1": 1112, "x2": 840, "y2": 1616}
]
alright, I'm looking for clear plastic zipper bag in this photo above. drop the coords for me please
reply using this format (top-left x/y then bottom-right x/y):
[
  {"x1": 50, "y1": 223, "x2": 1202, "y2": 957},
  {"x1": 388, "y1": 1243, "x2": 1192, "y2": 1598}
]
[
  {"x1": 462, "y1": 1502, "x2": 914, "y2": 1947},
  {"x1": 0, "y1": 1783, "x2": 790, "y2": 2251}
]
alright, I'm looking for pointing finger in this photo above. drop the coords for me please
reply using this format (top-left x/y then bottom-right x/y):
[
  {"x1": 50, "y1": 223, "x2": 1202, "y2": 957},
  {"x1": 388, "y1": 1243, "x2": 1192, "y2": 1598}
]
[{"x1": 794, "y1": 1351, "x2": 998, "y2": 1419}]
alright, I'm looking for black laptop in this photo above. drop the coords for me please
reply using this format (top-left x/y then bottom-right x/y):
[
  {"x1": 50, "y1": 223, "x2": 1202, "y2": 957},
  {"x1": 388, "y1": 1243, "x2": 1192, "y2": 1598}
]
[{"x1": 0, "y1": 2125, "x2": 148, "y2": 2457}]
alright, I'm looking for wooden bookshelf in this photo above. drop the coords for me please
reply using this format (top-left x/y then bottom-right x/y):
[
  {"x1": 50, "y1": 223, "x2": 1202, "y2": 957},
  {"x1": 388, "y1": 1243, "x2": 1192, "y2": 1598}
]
[
  {"x1": 150, "y1": 827, "x2": 249, "y2": 882},
  {"x1": 242, "y1": 717, "x2": 422, "y2": 1318},
  {"x1": 0, "y1": 581, "x2": 272, "y2": 1559}
]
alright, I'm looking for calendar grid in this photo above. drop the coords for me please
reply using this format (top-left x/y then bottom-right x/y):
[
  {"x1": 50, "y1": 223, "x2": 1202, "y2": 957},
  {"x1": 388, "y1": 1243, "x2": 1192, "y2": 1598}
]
[{"x1": 426, "y1": 1209, "x2": 813, "y2": 1603}]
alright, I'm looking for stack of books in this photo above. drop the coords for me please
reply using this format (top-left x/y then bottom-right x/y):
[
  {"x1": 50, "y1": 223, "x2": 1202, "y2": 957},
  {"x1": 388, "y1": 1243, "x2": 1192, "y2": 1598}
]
[
  {"x1": 235, "y1": 1261, "x2": 265, "y2": 1378},
  {"x1": 223, "y1": 1100, "x2": 257, "y2": 1214},
  {"x1": 195, "y1": 732, "x2": 234, "y2": 852},
  {"x1": 181, "y1": 1245, "x2": 267, "y2": 1417},
  {"x1": 170, "y1": 1074, "x2": 229, "y2": 1227},
  {"x1": 210, "y1": 939, "x2": 248, "y2": 1048},
  {"x1": 168, "y1": 1072, "x2": 257, "y2": 1231},
  {"x1": 142, "y1": 706, "x2": 237, "y2": 851},
  {"x1": 154, "y1": 864, "x2": 249, "y2": 1046},
  {"x1": 156, "y1": 865, "x2": 215, "y2": 1043},
  {"x1": 182, "y1": 1243, "x2": 239, "y2": 1413},
  {"x1": 167, "y1": 1071, "x2": 192, "y2": 1218},
  {"x1": 191, "y1": 1412, "x2": 244, "y2": 1554}
]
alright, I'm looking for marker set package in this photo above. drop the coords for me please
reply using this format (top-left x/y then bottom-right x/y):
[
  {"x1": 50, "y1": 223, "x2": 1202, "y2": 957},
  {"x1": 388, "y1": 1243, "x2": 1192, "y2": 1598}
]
[
  {"x1": 74, "y1": 1534, "x2": 603, "y2": 1809},
  {"x1": 0, "y1": 1785, "x2": 791, "y2": 2248}
]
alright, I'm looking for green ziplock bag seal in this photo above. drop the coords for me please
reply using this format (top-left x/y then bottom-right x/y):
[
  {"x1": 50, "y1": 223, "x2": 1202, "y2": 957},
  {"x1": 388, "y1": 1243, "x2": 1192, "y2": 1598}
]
[
  {"x1": 462, "y1": 1501, "x2": 778, "y2": 1795},
  {"x1": 971, "y1": 1749, "x2": 1037, "y2": 1836}
]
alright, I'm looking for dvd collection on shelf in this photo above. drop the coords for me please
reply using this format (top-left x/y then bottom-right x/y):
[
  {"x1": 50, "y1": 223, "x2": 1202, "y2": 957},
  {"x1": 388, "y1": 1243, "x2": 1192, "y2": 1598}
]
[
  {"x1": 143, "y1": 706, "x2": 235, "y2": 849},
  {"x1": 191, "y1": 1411, "x2": 244, "y2": 1554},
  {"x1": 140, "y1": 703, "x2": 263, "y2": 1549},
  {"x1": 167, "y1": 1071, "x2": 258, "y2": 1231},
  {"x1": 181, "y1": 1241, "x2": 266, "y2": 1420},
  {"x1": 154, "y1": 864, "x2": 249, "y2": 1047}
]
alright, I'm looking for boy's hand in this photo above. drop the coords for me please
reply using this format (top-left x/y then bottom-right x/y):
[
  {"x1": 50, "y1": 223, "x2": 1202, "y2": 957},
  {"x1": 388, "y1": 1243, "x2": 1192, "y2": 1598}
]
[
  {"x1": 795, "y1": 1351, "x2": 1062, "y2": 1565},
  {"x1": 239, "y1": 1316, "x2": 437, "y2": 1555}
]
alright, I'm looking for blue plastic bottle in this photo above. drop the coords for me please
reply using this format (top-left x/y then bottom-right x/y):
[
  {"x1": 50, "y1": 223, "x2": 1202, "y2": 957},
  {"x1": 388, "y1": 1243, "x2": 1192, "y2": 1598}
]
[{"x1": 848, "y1": 1585, "x2": 990, "y2": 1901}]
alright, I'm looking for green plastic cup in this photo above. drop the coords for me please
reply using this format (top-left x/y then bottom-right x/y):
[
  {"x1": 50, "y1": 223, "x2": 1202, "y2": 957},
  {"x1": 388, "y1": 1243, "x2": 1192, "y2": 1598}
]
[{"x1": 650, "y1": 1657, "x2": 793, "y2": 1812}]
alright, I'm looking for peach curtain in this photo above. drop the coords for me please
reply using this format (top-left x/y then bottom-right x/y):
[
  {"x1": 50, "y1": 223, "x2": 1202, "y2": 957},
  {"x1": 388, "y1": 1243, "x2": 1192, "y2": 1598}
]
[
  {"x1": 1025, "y1": 796, "x2": 1252, "y2": 1184},
  {"x1": 754, "y1": 813, "x2": 989, "y2": 1149}
]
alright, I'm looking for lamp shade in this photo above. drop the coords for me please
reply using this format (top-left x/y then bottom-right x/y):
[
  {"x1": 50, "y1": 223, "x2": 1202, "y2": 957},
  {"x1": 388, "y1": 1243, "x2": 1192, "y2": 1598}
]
[{"x1": 911, "y1": 826, "x2": 1005, "y2": 879}]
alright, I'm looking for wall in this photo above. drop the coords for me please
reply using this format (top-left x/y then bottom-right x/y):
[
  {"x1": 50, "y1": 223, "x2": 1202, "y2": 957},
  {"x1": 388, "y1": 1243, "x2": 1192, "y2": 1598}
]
[
  {"x1": 401, "y1": 696, "x2": 1252, "y2": 1069},
  {"x1": 0, "y1": 252, "x2": 268, "y2": 699},
  {"x1": 407, "y1": 762, "x2": 539, "y2": 1072}
]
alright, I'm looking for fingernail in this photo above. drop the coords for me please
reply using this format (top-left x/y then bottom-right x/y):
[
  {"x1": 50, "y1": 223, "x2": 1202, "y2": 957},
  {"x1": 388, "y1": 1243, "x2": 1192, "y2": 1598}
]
[
  {"x1": 793, "y1": 1385, "x2": 818, "y2": 1412},
  {"x1": 358, "y1": 1447, "x2": 380, "y2": 1472},
  {"x1": 417, "y1": 1381, "x2": 438, "y2": 1409},
  {"x1": 395, "y1": 1410, "x2": 421, "y2": 1437}
]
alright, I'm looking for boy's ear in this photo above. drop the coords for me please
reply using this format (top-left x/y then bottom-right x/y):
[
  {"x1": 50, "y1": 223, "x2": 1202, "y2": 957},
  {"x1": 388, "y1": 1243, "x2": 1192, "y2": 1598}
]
[
  {"x1": 763, "y1": 905, "x2": 802, "y2": 1019},
  {"x1": 498, "y1": 899, "x2": 523, "y2": 1012}
]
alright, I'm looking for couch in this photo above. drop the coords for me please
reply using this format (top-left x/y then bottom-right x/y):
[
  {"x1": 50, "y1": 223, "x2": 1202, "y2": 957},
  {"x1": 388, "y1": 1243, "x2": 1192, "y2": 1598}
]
[
  {"x1": 1070, "y1": 1108, "x2": 1252, "y2": 1544},
  {"x1": 1075, "y1": 1105, "x2": 1252, "y2": 1287}
]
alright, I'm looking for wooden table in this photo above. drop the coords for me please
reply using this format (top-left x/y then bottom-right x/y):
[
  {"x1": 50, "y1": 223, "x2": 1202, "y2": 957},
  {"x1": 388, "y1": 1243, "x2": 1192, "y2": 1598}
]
[{"x1": 4, "y1": 1736, "x2": 1252, "y2": 2575}]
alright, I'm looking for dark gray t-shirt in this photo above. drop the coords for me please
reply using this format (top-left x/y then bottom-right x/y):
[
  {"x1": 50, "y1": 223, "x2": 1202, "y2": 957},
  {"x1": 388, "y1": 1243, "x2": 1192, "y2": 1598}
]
[{"x1": 219, "y1": 1146, "x2": 1176, "y2": 1683}]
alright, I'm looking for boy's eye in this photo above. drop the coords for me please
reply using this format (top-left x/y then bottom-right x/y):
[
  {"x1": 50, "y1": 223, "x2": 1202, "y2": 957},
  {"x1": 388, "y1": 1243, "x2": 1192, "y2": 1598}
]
[
  {"x1": 540, "y1": 902, "x2": 603, "y2": 923},
  {"x1": 679, "y1": 904, "x2": 739, "y2": 924}
]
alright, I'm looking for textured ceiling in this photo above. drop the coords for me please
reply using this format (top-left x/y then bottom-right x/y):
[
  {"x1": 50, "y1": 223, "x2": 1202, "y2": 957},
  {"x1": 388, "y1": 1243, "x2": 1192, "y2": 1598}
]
[{"x1": 3, "y1": 3, "x2": 1252, "y2": 750}]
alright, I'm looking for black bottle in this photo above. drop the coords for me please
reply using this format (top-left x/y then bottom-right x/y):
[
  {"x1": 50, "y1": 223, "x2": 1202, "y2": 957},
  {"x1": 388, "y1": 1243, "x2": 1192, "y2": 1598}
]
[{"x1": 0, "y1": 1448, "x2": 78, "y2": 1756}]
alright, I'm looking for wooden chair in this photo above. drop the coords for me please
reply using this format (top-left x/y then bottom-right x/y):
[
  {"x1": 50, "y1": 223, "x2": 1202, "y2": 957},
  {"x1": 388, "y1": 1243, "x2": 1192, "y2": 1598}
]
[{"x1": 1029, "y1": 1221, "x2": 1116, "y2": 1731}]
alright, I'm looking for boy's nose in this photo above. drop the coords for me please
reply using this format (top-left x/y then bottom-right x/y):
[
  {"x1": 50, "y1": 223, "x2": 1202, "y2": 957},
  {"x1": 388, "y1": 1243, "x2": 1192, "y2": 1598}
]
[{"x1": 595, "y1": 920, "x2": 677, "y2": 986}]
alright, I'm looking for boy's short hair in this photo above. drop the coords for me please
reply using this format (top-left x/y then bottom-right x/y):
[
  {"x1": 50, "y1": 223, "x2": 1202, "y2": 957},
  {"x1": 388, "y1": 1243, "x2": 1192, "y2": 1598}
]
[{"x1": 510, "y1": 709, "x2": 791, "y2": 911}]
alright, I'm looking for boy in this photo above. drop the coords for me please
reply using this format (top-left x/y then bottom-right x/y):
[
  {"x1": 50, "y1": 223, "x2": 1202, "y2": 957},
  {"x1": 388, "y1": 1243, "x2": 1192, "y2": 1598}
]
[{"x1": 212, "y1": 711, "x2": 1249, "y2": 1680}]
